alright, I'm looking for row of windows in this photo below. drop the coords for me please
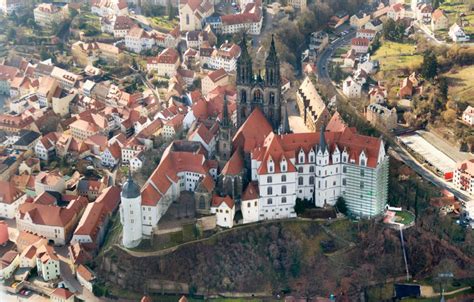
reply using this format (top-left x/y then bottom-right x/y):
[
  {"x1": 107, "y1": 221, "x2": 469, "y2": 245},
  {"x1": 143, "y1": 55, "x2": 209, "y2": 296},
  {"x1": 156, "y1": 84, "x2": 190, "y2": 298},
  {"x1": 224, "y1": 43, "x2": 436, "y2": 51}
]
[{"x1": 267, "y1": 197, "x2": 287, "y2": 205}]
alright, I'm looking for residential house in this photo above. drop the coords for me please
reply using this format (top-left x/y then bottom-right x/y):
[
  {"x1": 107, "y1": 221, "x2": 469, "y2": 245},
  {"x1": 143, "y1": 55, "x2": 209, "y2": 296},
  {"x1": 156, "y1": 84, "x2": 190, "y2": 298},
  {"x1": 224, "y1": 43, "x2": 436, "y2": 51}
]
[
  {"x1": 210, "y1": 195, "x2": 235, "y2": 228},
  {"x1": 356, "y1": 28, "x2": 376, "y2": 40},
  {"x1": 454, "y1": 159, "x2": 474, "y2": 195},
  {"x1": 220, "y1": 2, "x2": 263, "y2": 35},
  {"x1": 328, "y1": 11, "x2": 349, "y2": 29},
  {"x1": 351, "y1": 37, "x2": 370, "y2": 54},
  {"x1": 125, "y1": 27, "x2": 155, "y2": 54},
  {"x1": 17, "y1": 195, "x2": 88, "y2": 245},
  {"x1": 0, "y1": 65, "x2": 20, "y2": 95},
  {"x1": 342, "y1": 76, "x2": 362, "y2": 98},
  {"x1": 350, "y1": 12, "x2": 371, "y2": 29},
  {"x1": 387, "y1": 3, "x2": 405, "y2": 21},
  {"x1": 35, "y1": 171, "x2": 65, "y2": 195},
  {"x1": 35, "y1": 132, "x2": 60, "y2": 161},
  {"x1": 0, "y1": 180, "x2": 27, "y2": 218},
  {"x1": 71, "y1": 41, "x2": 121, "y2": 67},
  {"x1": 368, "y1": 84, "x2": 387, "y2": 104},
  {"x1": 146, "y1": 48, "x2": 180, "y2": 77},
  {"x1": 50, "y1": 288, "x2": 74, "y2": 302},
  {"x1": 415, "y1": 3, "x2": 432, "y2": 23},
  {"x1": 50, "y1": 67, "x2": 81, "y2": 91},
  {"x1": 449, "y1": 23, "x2": 470, "y2": 42},
  {"x1": 309, "y1": 31, "x2": 329, "y2": 56},
  {"x1": 202, "y1": 68, "x2": 229, "y2": 96},
  {"x1": 76, "y1": 265, "x2": 96, "y2": 292},
  {"x1": 100, "y1": 15, "x2": 136, "y2": 38},
  {"x1": 101, "y1": 142, "x2": 121, "y2": 167},
  {"x1": 399, "y1": 72, "x2": 421, "y2": 99},
  {"x1": 241, "y1": 181, "x2": 259, "y2": 224},
  {"x1": 36, "y1": 244, "x2": 60, "y2": 281},
  {"x1": 161, "y1": 114, "x2": 184, "y2": 140},
  {"x1": 462, "y1": 106, "x2": 474, "y2": 126},
  {"x1": 206, "y1": 42, "x2": 241, "y2": 72},
  {"x1": 91, "y1": 0, "x2": 128, "y2": 16},
  {"x1": 364, "y1": 18, "x2": 384, "y2": 32},
  {"x1": 431, "y1": 9, "x2": 448, "y2": 31},
  {"x1": 34, "y1": 3, "x2": 65, "y2": 27}
]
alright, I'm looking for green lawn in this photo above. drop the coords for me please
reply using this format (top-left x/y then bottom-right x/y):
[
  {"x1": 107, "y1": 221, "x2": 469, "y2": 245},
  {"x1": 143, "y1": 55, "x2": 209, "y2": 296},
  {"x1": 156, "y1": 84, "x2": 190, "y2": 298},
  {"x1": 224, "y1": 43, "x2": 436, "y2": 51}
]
[
  {"x1": 444, "y1": 65, "x2": 474, "y2": 104},
  {"x1": 372, "y1": 41, "x2": 423, "y2": 72},
  {"x1": 394, "y1": 210, "x2": 415, "y2": 225},
  {"x1": 149, "y1": 16, "x2": 178, "y2": 30},
  {"x1": 440, "y1": 0, "x2": 474, "y2": 35}
]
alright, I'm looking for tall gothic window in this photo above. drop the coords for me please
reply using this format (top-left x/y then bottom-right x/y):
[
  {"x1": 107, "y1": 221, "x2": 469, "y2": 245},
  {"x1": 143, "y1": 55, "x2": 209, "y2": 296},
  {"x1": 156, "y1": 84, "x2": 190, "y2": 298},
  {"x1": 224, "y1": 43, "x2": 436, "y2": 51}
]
[
  {"x1": 241, "y1": 90, "x2": 247, "y2": 103},
  {"x1": 269, "y1": 92, "x2": 275, "y2": 105},
  {"x1": 186, "y1": 14, "x2": 190, "y2": 25},
  {"x1": 254, "y1": 90, "x2": 263, "y2": 103},
  {"x1": 199, "y1": 196, "x2": 205, "y2": 209}
]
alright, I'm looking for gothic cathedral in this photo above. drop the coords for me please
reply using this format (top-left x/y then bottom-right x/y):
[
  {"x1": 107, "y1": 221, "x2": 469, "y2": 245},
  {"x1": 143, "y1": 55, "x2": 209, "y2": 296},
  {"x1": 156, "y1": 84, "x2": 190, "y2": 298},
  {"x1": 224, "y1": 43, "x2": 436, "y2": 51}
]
[{"x1": 236, "y1": 34, "x2": 283, "y2": 130}]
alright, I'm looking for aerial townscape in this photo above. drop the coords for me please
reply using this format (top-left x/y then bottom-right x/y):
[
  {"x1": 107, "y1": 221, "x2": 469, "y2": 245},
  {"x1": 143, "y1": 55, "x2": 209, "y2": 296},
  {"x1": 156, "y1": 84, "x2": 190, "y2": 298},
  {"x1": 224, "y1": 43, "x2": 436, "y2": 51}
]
[{"x1": 0, "y1": 0, "x2": 473, "y2": 301}]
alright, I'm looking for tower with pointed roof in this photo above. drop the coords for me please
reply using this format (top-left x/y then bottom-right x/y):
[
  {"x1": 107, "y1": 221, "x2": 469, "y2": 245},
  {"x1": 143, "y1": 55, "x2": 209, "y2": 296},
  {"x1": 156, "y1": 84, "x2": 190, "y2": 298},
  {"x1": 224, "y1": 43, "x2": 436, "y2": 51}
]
[
  {"x1": 236, "y1": 34, "x2": 283, "y2": 131},
  {"x1": 216, "y1": 96, "x2": 233, "y2": 169},
  {"x1": 120, "y1": 171, "x2": 143, "y2": 249}
]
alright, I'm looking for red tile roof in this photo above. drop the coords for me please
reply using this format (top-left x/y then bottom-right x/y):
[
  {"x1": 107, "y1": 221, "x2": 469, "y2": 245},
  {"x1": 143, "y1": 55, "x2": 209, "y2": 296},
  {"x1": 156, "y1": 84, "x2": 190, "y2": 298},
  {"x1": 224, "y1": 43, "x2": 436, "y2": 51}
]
[
  {"x1": 51, "y1": 288, "x2": 74, "y2": 299},
  {"x1": 212, "y1": 195, "x2": 234, "y2": 209},
  {"x1": 242, "y1": 181, "x2": 259, "y2": 201},
  {"x1": 0, "y1": 180, "x2": 25, "y2": 204},
  {"x1": 221, "y1": 150, "x2": 244, "y2": 175},
  {"x1": 233, "y1": 108, "x2": 273, "y2": 153}
]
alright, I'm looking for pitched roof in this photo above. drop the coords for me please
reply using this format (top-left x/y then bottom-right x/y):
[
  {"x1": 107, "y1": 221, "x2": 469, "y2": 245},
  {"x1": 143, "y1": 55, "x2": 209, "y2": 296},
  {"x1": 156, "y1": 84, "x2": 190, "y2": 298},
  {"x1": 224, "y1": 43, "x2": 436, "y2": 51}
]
[
  {"x1": 212, "y1": 195, "x2": 234, "y2": 209},
  {"x1": 0, "y1": 180, "x2": 25, "y2": 204},
  {"x1": 242, "y1": 181, "x2": 259, "y2": 201},
  {"x1": 233, "y1": 108, "x2": 273, "y2": 153},
  {"x1": 51, "y1": 288, "x2": 74, "y2": 299},
  {"x1": 221, "y1": 150, "x2": 244, "y2": 175},
  {"x1": 77, "y1": 264, "x2": 95, "y2": 282}
]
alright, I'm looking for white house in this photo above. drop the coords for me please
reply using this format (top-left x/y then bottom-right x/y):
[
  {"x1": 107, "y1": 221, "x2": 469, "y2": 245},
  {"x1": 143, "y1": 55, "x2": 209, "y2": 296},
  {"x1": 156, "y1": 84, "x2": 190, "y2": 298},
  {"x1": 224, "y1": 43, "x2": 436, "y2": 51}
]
[
  {"x1": 211, "y1": 195, "x2": 235, "y2": 228},
  {"x1": 125, "y1": 27, "x2": 155, "y2": 54},
  {"x1": 76, "y1": 264, "x2": 95, "y2": 292},
  {"x1": 91, "y1": 0, "x2": 128, "y2": 16},
  {"x1": 36, "y1": 245, "x2": 60, "y2": 281},
  {"x1": 241, "y1": 182, "x2": 260, "y2": 224},
  {"x1": 343, "y1": 76, "x2": 362, "y2": 98},
  {"x1": 462, "y1": 106, "x2": 474, "y2": 126},
  {"x1": 0, "y1": 180, "x2": 27, "y2": 219},
  {"x1": 146, "y1": 48, "x2": 180, "y2": 77},
  {"x1": 101, "y1": 143, "x2": 121, "y2": 167},
  {"x1": 449, "y1": 23, "x2": 470, "y2": 42},
  {"x1": 35, "y1": 132, "x2": 59, "y2": 161},
  {"x1": 206, "y1": 42, "x2": 241, "y2": 72}
]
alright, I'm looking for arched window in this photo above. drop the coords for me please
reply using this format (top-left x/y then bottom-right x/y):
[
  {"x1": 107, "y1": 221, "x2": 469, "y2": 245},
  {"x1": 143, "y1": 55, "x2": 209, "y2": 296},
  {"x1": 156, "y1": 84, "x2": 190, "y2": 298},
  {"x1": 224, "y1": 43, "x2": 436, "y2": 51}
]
[
  {"x1": 199, "y1": 196, "x2": 206, "y2": 209},
  {"x1": 254, "y1": 90, "x2": 263, "y2": 103},
  {"x1": 267, "y1": 187, "x2": 273, "y2": 195},
  {"x1": 281, "y1": 185, "x2": 287, "y2": 194},
  {"x1": 267, "y1": 198, "x2": 273, "y2": 205},
  {"x1": 281, "y1": 175, "x2": 286, "y2": 182},
  {"x1": 241, "y1": 107, "x2": 246, "y2": 119},
  {"x1": 282, "y1": 197, "x2": 287, "y2": 203},
  {"x1": 241, "y1": 90, "x2": 247, "y2": 103},
  {"x1": 309, "y1": 176, "x2": 315, "y2": 185},
  {"x1": 267, "y1": 176, "x2": 272, "y2": 183},
  {"x1": 186, "y1": 14, "x2": 190, "y2": 25},
  {"x1": 298, "y1": 177, "x2": 303, "y2": 185},
  {"x1": 298, "y1": 167, "x2": 303, "y2": 173},
  {"x1": 309, "y1": 166, "x2": 315, "y2": 173}
]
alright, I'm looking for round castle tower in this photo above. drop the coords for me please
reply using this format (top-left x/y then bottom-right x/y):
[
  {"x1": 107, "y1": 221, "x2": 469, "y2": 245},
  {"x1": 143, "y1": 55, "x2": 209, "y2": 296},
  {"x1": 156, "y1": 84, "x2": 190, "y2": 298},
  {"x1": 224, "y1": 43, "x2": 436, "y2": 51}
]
[{"x1": 120, "y1": 172, "x2": 142, "y2": 249}]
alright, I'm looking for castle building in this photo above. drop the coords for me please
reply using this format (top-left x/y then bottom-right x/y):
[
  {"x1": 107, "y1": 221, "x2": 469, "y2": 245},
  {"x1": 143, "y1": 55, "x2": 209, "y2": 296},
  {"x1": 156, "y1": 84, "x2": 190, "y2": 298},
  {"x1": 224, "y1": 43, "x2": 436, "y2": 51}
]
[{"x1": 236, "y1": 34, "x2": 283, "y2": 131}]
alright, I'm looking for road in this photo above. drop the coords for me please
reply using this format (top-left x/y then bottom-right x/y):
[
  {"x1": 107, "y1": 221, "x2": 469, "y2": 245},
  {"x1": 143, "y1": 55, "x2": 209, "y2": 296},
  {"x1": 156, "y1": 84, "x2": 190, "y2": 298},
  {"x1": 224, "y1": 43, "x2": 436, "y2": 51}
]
[
  {"x1": 316, "y1": 30, "x2": 356, "y2": 85},
  {"x1": 389, "y1": 145, "x2": 471, "y2": 202},
  {"x1": 314, "y1": 26, "x2": 474, "y2": 207}
]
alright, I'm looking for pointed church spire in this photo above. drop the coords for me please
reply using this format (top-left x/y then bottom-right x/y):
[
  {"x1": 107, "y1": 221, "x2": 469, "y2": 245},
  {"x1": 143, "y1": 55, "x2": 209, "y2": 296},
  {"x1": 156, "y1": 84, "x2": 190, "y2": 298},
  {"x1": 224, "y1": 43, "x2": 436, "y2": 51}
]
[
  {"x1": 267, "y1": 34, "x2": 278, "y2": 62},
  {"x1": 221, "y1": 96, "x2": 230, "y2": 128},
  {"x1": 237, "y1": 32, "x2": 253, "y2": 85}
]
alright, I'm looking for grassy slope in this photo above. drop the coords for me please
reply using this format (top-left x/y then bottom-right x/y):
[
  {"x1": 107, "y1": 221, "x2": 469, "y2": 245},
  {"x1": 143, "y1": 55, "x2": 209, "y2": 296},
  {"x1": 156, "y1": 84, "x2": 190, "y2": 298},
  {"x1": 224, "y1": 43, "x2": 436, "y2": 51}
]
[
  {"x1": 444, "y1": 65, "x2": 474, "y2": 105},
  {"x1": 371, "y1": 41, "x2": 423, "y2": 72},
  {"x1": 440, "y1": 0, "x2": 474, "y2": 35}
]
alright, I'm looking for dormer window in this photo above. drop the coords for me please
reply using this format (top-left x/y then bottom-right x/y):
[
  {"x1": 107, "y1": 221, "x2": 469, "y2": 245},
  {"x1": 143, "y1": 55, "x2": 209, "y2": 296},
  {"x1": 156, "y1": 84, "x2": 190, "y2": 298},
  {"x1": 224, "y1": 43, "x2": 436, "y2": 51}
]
[
  {"x1": 281, "y1": 158, "x2": 287, "y2": 172},
  {"x1": 268, "y1": 158, "x2": 274, "y2": 173}
]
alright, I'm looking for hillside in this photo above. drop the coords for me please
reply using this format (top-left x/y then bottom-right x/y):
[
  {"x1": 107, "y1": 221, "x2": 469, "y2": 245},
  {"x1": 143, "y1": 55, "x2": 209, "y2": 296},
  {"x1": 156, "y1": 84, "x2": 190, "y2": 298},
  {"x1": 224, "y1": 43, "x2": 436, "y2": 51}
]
[{"x1": 97, "y1": 217, "x2": 474, "y2": 299}]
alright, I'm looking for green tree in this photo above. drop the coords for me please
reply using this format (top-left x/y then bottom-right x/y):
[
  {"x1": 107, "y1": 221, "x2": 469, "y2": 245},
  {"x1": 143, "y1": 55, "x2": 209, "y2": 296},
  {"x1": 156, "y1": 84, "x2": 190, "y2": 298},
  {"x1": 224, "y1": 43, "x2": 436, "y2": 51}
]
[
  {"x1": 421, "y1": 51, "x2": 438, "y2": 80},
  {"x1": 336, "y1": 197, "x2": 348, "y2": 215}
]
